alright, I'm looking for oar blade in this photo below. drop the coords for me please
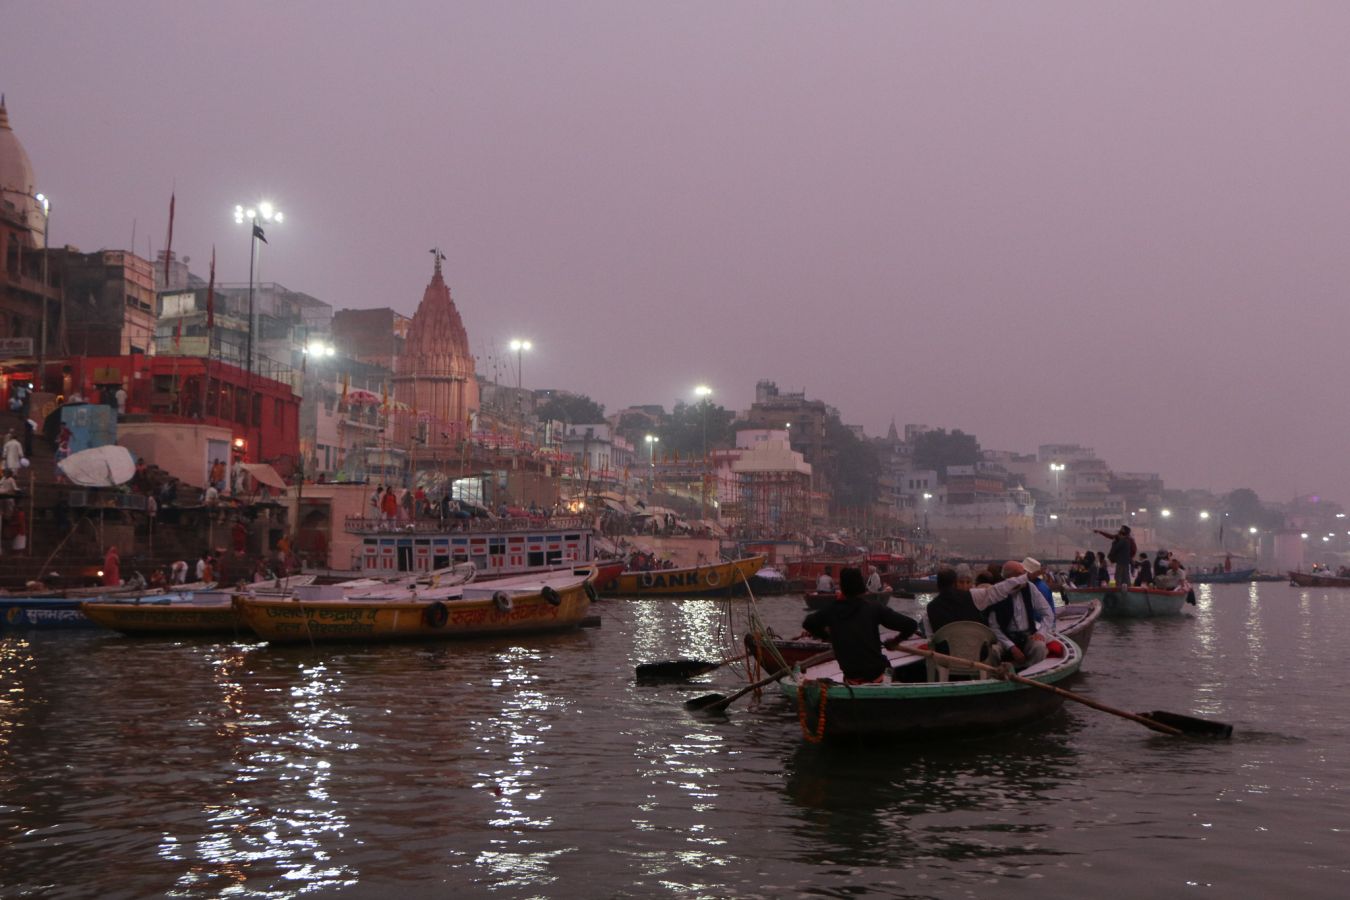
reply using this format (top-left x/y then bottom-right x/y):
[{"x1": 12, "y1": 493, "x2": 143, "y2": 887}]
[
  {"x1": 636, "y1": 659, "x2": 719, "y2": 680},
  {"x1": 684, "y1": 692, "x2": 729, "y2": 712},
  {"x1": 1141, "y1": 710, "x2": 1233, "y2": 739}
]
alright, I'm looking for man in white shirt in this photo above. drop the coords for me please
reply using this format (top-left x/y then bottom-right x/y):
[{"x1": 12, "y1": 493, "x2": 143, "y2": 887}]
[
  {"x1": 815, "y1": 568, "x2": 835, "y2": 593},
  {"x1": 987, "y1": 559, "x2": 1056, "y2": 667}
]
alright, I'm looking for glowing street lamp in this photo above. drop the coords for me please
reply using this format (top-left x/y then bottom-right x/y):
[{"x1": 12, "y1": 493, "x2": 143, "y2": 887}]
[
  {"x1": 1049, "y1": 462, "x2": 1065, "y2": 496},
  {"x1": 1161, "y1": 509, "x2": 1172, "y2": 518}
]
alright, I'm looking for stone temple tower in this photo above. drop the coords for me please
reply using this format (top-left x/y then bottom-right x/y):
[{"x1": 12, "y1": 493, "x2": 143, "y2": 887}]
[{"x1": 392, "y1": 251, "x2": 479, "y2": 448}]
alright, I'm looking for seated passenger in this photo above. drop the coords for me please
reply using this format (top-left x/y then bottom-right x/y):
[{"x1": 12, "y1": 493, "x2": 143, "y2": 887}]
[
  {"x1": 986, "y1": 559, "x2": 1055, "y2": 668},
  {"x1": 922, "y1": 562, "x2": 1038, "y2": 654},
  {"x1": 801, "y1": 567, "x2": 918, "y2": 684},
  {"x1": 815, "y1": 567, "x2": 835, "y2": 594}
]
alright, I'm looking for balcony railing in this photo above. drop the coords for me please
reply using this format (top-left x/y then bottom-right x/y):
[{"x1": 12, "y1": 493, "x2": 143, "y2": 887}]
[{"x1": 344, "y1": 514, "x2": 587, "y2": 535}]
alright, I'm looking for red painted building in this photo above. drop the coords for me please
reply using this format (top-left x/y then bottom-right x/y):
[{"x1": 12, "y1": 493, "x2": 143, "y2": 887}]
[{"x1": 27, "y1": 354, "x2": 301, "y2": 475}]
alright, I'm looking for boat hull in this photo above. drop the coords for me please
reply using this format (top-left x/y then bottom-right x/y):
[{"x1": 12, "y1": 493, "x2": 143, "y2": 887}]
[
  {"x1": 80, "y1": 597, "x2": 243, "y2": 635},
  {"x1": 1, "y1": 598, "x2": 97, "y2": 630},
  {"x1": 597, "y1": 556, "x2": 764, "y2": 597},
  {"x1": 1061, "y1": 586, "x2": 1190, "y2": 618},
  {"x1": 781, "y1": 639, "x2": 1083, "y2": 740},
  {"x1": 1288, "y1": 571, "x2": 1350, "y2": 587},
  {"x1": 235, "y1": 576, "x2": 592, "y2": 643}
]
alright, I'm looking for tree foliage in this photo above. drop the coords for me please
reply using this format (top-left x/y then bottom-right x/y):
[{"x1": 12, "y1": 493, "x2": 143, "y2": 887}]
[
  {"x1": 912, "y1": 428, "x2": 981, "y2": 481},
  {"x1": 536, "y1": 393, "x2": 605, "y2": 425},
  {"x1": 659, "y1": 401, "x2": 735, "y2": 458},
  {"x1": 821, "y1": 417, "x2": 880, "y2": 511}
]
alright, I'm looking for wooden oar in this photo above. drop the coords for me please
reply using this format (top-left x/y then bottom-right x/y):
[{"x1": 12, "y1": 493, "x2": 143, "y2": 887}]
[
  {"x1": 685, "y1": 651, "x2": 834, "y2": 714},
  {"x1": 895, "y1": 643, "x2": 1232, "y2": 738},
  {"x1": 636, "y1": 652, "x2": 748, "y2": 681}
]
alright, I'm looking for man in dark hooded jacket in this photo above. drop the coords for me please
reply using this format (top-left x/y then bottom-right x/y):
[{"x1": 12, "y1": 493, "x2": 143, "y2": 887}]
[{"x1": 801, "y1": 567, "x2": 918, "y2": 683}]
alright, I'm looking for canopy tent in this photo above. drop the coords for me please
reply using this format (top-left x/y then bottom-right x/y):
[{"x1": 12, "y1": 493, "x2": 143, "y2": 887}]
[
  {"x1": 238, "y1": 462, "x2": 287, "y2": 491},
  {"x1": 57, "y1": 445, "x2": 135, "y2": 487}
]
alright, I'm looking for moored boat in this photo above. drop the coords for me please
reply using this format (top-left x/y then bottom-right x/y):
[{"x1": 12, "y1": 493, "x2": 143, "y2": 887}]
[
  {"x1": 779, "y1": 636, "x2": 1083, "y2": 740},
  {"x1": 2, "y1": 580, "x2": 226, "y2": 631},
  {"x1": 234, "y1": 569, "x2": 594, "y2": 643},
  {"x1": 1061, "y1": 585, "x2": 1192, "y2": 618},
  {"x1": 1288, "y1": 570, "x2": 1350, "y2": 588},
  {"x1": 596, "y1": 556, "x2": 765, "y2": 597},
  {"x1": 79, "y1": 575, "x2": 326, "y2": 636}
]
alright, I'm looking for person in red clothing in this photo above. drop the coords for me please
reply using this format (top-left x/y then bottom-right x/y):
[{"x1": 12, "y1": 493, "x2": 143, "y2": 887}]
[
  {"x1": 103, "y1": 545, "x2": 121, "y2": 587},
  {"x1": 380, "y1": 486, "x2": 399, "y2": 521}
]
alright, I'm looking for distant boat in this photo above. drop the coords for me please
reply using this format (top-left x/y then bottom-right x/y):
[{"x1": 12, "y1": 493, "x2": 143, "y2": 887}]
[
  {"x1": 1061, "y1": 585, "x2": 1192, "y2": 618},
  {"x1": 1288, "y1": 570, "x2": 1350, "y2": 588},
  {"x1": 597, "y1": 556, "x2": 764, "y2": 597},
  {"x1": 1190, "y1": 568, "x2": 1256, "y2": 584}
]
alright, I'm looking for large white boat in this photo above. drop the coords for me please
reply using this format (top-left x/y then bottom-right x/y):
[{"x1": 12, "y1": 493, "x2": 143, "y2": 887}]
[{"x1": 344, "y1": 514, "x2": 596, "y2": 580}]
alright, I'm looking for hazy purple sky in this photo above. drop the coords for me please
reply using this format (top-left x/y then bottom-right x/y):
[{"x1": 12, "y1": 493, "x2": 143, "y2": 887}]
[{"x1": 5, "y1": 2, "x2": 1347, "y2": 503}]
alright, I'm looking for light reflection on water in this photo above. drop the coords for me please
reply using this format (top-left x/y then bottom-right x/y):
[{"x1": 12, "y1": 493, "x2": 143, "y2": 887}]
[{"x1": 2, "y1": 585, "x2": 1350, "y2": 896}]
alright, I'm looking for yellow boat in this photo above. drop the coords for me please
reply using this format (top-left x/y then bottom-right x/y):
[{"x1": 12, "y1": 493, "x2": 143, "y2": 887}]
[
  {"x1": 79, "y1": 576, "x2": 319, "y2": 636},
  {"x1": 596, "y1": 556, "x2": 765, "y2": 597},
  {"x1": 233, "y1": 570, "x2": 594, "y2": 643}
]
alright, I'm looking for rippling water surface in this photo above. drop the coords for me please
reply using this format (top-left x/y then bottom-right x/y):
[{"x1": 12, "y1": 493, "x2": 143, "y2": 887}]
[{"x1": 2, "y1": 583, "x2": 1349, "y2": 898}]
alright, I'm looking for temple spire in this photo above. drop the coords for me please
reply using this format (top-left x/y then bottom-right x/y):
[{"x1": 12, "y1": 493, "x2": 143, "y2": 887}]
[{"x1": 430, "y1": 246, "x2": 446, "y2": 276}]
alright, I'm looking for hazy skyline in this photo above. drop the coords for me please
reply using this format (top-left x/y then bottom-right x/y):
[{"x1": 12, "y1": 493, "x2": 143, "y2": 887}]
[{"x1": 4, "y1": 2, "x2": 1346, "y2": 504}]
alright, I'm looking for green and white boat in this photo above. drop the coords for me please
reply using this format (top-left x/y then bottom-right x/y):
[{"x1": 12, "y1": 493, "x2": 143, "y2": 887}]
[{"x1": 779, "y1": 635, "x2": 1083, "y2": 741}]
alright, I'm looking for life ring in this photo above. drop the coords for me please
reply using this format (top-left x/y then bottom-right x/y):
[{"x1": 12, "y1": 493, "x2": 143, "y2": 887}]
[
  {"x1": 705, "y1": 568, "x2": 721, "y2": 587},
  {"x1": 493, "y1": 591, "x2": 512, "y2": 613},
  {"x1": 542, "y1": 585, "x2": 562, "y2": 606},
  {"x1": 640, "y1": 571, "x2": 655, "y2": 588},
  {"x1": 423, "y1": 601, "x2": 449, "y2": 628},
  {"x1": 583, "y1": 581, "x2": 599, "y2": 603}
]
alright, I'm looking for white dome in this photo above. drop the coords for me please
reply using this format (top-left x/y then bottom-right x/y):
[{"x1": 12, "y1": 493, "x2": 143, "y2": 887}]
[{"x1": 0, "y1": 97, "x2": 45, "y2": 244}]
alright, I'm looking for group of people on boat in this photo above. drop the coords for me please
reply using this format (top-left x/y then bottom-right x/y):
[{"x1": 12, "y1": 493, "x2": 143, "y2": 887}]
[
  {"x1": 1066, "y1": 525, "x2": 1187, "y2": 589},
  {"x1": 799, "y1": 558, "x2": 1065, "y2": 684}
]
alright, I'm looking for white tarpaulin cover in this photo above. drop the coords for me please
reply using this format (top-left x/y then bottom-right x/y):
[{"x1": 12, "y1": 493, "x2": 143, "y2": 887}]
[
  {"x1": 57, "y1": 445, "x2": 136, "y2": 487},
  {"x1": 239, "y1": 462, "x2": 288, "y2": 490}
]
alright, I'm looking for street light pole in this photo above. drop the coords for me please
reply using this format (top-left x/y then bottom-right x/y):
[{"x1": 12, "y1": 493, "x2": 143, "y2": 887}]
[
  {"x1": 233, "y1": 202, "x2": 282, "y2": 464},
  {"x1": 645, "y1": 434, "x2": 658, "y2": 490},
  {"x1": 35, "y1": 193, "x2": 49, "y2": 389},
  {"x1": 695, "y1": 384, "x2": 712, "y2": 520},
  {"x1": 509, "y1": 338, "x2": 531, "y2": 426}
]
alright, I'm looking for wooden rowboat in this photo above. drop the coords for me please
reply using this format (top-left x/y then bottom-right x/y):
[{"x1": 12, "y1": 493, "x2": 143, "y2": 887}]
[
  {"x1": 778, "y1": 636, "x2": 1083, "y2": 740},
  {"x1": 1060, "y1": 585, "x2": 1192, "y2": 618},
  {"x1": 233, "y1": 570, "x2": 594, "y2": 643},
  {"x1": 596, "y1": 556, "x2": 764, "y2": 597}
]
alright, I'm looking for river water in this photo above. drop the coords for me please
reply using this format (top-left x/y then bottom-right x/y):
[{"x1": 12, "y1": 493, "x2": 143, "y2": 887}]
[{"x1": 1, "y1": 582, "x2": 1348, "y2": 898}]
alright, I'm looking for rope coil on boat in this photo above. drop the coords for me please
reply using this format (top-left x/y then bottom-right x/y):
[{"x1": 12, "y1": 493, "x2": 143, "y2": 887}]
[
  {"x1": 423, "y1": 601, "x2": 449, "y2": 628},
  {"x1": 797, "y1": 679, "x2": 829, "y2": 743},
  {"x1": 493, "y1": 591, "x2": 512, "y2": 613},
  {"x1": 542, "y1": 585, "x2": 562, "y2": 606}
]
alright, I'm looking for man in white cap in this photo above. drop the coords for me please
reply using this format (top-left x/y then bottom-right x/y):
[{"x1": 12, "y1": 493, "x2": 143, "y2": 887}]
[{"x1": 987, "y1": 559, "x2": 1056, "y2": 668}]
